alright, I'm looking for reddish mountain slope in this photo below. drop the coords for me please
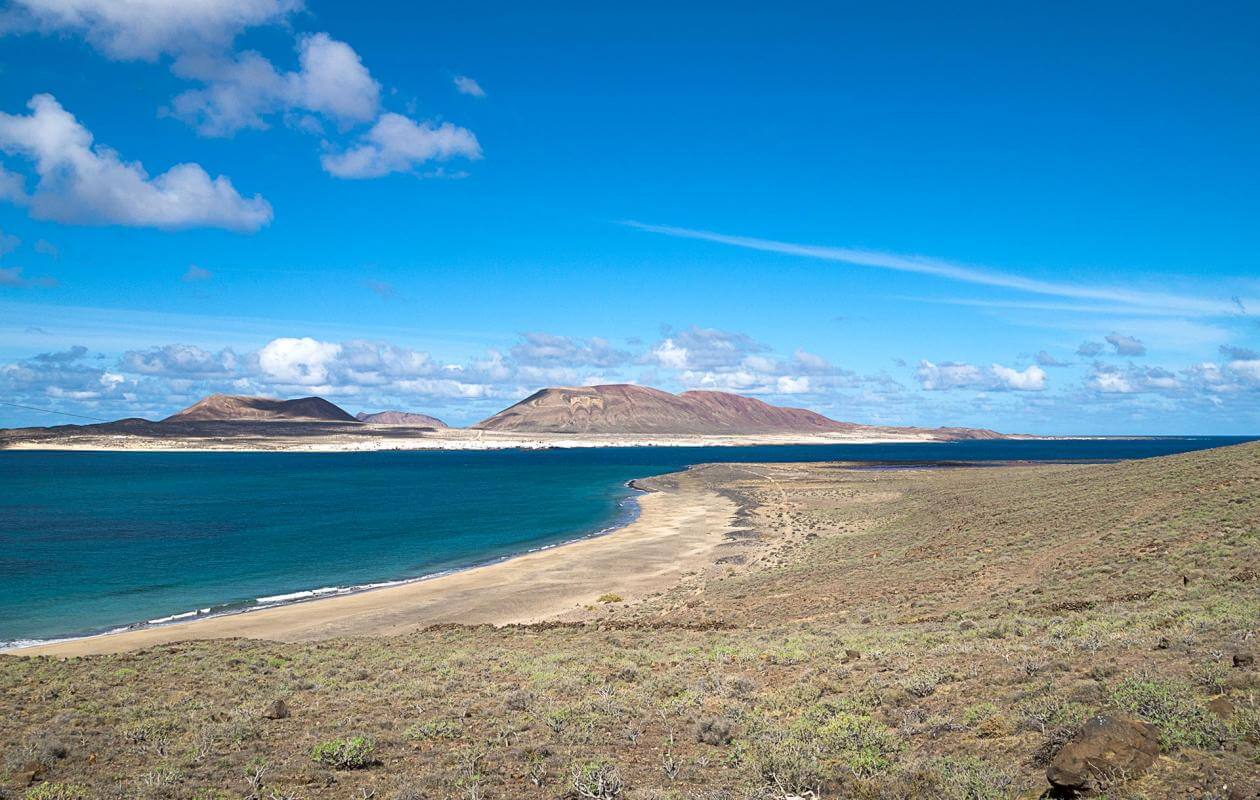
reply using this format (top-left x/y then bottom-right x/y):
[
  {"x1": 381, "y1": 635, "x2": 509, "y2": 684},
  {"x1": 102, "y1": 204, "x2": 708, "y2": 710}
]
[
  {"x1": 472, "y1": 384, "x2": 862, "y2": 434},
  {"x1": 163, "y1": 395, "x2": 357, "y2": 423}
]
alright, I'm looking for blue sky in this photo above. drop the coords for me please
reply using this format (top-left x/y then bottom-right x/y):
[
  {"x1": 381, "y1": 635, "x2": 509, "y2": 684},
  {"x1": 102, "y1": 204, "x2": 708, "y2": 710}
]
[{"x1": 0, "y1": 1, "x2": 1257, "y2": 434}]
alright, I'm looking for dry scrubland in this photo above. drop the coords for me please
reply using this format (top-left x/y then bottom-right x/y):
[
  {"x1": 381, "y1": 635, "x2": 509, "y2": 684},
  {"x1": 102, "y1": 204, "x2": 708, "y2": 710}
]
[{"x1": 2, "y1": 443, "x2": 1258, "y2": 800}]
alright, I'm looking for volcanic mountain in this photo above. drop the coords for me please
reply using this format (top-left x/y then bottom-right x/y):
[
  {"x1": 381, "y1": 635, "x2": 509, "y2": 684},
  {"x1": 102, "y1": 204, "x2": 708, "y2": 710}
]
[
  {"x1": 472, "y1": 384, "x2": 864, "y2": 435},
  {"x1": 163, "y1": 395, "x2": 358, "y2": 423},
  {"x1": 356, "y1": 411, "x2": 448, "y2": 428}
]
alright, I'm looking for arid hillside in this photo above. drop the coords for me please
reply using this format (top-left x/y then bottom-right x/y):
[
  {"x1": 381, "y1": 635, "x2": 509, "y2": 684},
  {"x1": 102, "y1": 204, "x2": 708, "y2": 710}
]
[
  {"x1": 472, "y1": 384, "x2": 855, "y2": 434},
  {"x1": 1, "y1": 442, "x2": 1256, "y2": 799},
  {"x1": 355, "y1": 412, "x2": 448, "y2": 428},
  {"x1": 165, "y1": 395, "x2": 358, "y2": 423}
]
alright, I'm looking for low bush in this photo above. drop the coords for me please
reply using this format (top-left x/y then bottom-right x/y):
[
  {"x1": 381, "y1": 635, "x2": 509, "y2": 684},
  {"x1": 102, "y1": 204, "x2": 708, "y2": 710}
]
[
  {"x1": 25, "y1": 785, "x2": 91, "y2": 800},
  {"x1": 1108, "y1": 675, "x2": 1226, "y2": 750},
  {"x1": 310, "y1": 736, "x2": 378, "y2": 770}
]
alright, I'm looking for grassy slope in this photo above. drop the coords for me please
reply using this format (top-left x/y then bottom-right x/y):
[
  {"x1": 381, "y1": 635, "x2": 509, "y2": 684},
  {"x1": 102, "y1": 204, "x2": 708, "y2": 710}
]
[{"x1": 2, "y1": 442, "x2": 1257, "y2": 800}]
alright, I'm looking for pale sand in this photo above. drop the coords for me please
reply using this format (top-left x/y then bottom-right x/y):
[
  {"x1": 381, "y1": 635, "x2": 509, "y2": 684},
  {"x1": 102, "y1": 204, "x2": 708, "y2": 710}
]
[
  {"x1": 15, "y1": 467, "x2": 739, "y2": 658},
  {"x1": 2, "y1": 428, "x2": 935, "y2": 452}
]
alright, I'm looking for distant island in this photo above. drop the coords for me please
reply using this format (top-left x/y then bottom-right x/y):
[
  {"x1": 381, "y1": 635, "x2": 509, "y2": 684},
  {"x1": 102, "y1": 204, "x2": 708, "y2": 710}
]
[{"x1": 0, "y1": 385, "x2": 1014, "y2": 451}]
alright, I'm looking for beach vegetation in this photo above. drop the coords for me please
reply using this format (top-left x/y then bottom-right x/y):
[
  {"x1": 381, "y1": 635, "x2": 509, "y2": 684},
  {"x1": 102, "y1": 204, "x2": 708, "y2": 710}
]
[
  {"x1": 311, "y1": 736, "x2": 378, "y2": 769},
  {"x1": 597, "y1": 593, "x2": 623, "y2": 603},
  {"x1": 23, "y1": 786, "x2": 91, "y2": 800},
  {"x1": 1108, "y1": 675, "x2": 1226, "y2": 750},
  {"x1": 569, "y1": 758, "x2": 623, "y2": 798}
]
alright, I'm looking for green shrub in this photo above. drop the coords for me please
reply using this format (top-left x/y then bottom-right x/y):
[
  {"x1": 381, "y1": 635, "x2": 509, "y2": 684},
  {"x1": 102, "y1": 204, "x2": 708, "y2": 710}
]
[
  {"x1": 25, "y1": 785, "x2": 91, "y2": 800},
  {"x1": 1108, "y1": 676, "x2": 1226, "y2": 750},
  {"x1": 569, "y1": 759, "x2": 622, "y2": 799},
  {"x1": 310, "y1": 736, "x2": 378, "y2": 769}
]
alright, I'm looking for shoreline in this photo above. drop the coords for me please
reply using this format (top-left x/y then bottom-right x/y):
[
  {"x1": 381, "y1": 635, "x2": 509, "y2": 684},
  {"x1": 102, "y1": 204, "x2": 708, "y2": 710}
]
[
  {"x1": 2, "y1": 482, "x2": 648, "y2": 655},
  {"x1": 11, "y1": 466, "x2": 740, "y2": 658},
  {"x1": 0, "y1": 432, "x2": 941, "y2": 453}
]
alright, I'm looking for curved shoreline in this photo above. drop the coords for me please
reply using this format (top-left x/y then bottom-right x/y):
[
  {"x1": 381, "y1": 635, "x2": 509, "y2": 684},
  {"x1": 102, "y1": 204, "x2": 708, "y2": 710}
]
[
  {"x1": 2, "y1": 481, "x2": 649, "y2": 654},
  {"x1": 12, "y1": 466, "x2": 737, "y2": 658}
]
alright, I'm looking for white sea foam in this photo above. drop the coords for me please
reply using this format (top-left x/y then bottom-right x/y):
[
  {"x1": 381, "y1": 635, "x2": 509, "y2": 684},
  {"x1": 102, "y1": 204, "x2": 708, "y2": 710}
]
[{"x1": 3, "y1": 489, "x2": 647, "y2": 653}]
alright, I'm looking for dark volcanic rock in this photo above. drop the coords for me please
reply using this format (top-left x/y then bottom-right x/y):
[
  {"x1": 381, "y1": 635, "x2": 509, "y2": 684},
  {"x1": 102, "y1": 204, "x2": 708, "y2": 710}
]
[
  {"x1": 1234, "y1": 652, "x2": 1255, "y2": 668},
  {"x1": 263, "y1": 699, "x2": 290, "y2": 720},
  {"x1": 1047, "y1": 713, "x2": 1160, "y2": 793}
]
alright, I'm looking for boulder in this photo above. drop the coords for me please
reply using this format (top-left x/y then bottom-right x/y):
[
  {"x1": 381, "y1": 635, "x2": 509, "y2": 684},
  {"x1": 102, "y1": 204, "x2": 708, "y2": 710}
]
[
  {"x1": 1047, "y1": 713, "x2": 1160, "y2": 793},
  {"x1": 263, "y1": 698, "x2": 290, "y2": 720},
  {"x1": 1233, "y1": 652, "x2": 1254, "y2": 668}
]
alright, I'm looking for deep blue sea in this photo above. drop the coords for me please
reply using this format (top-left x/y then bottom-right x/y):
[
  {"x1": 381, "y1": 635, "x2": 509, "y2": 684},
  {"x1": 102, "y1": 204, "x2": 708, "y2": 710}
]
[{"x1": 0, "y1": 437, "x2": 1253, "y2": 647}]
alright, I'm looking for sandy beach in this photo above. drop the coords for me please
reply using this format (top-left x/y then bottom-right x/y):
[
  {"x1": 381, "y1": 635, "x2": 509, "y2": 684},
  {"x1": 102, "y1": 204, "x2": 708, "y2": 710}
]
[
  {"x1": 15, "y1": 464, "x2": 746, "y2": 658},
  {"x1": 0, "y1": 426, "x2": 940, "y2": 452}
]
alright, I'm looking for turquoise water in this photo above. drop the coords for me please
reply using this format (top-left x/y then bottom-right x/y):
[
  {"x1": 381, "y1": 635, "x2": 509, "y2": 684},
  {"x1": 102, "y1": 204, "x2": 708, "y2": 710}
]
[{"x1": 0, "y1": 437, "x2": 1252, "y2": 646}]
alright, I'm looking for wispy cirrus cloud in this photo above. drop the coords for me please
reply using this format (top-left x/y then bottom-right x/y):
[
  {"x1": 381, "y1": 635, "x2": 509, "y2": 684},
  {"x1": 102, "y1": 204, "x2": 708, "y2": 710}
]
[{"x1": 623, "y1": 222, "x2": 1249, "y2": 318}]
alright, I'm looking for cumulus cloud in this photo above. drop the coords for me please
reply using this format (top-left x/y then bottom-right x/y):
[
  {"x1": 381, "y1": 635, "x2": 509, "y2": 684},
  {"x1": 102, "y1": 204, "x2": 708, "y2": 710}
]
[
  {"x1": 916, "y1": 361, "x2": 985, "y2": 391},
  {"x1": 33, "y1": 238, "x2": 58, "y2": 257},
  {"x1": 916, "y1": 360, "x2": 1045, "y2": 391},
  {"x1": 647, "y1": 326, "x2": 766, "y2": 371},
  {"x1": 0, "y1": 94, "x2": 272, "y2": 231},
  {"x1": 1087, "y1": 363, "x2": 1179, "y2": 394},
  {"x1": 453, "y1": 75, "x2": 486, "y2": 97},
  {"x1": 0, "y1": 228, "x2": 17, "y2": 255},
  {"x1": 510, "y1": 333, "x2": 630, "y2": 369},
  {"x1": 320, "y1": 112, "x2": 482, "y2": 178},
  {"x1": 257, "y1": 337, "x2": 343, "y2": 385},
  {"x1": 34, "y1": 346, "x2": 88, "y2": 363},
  {"x1": 1220, "y1": 344, "x2": 1258, "y2": 361},
  {"x1": 2, "y1": 0, "x2": 302, "y2": 60},
  {"x1": 1105, "y1": 332, "x2": 1147, "y2": 357},
  {"x1": 1, "y1": 344, "x2": 133, "y2": 405},
  {"x1": 1076, "y1": 341, "x2": 1103, "y2": 357},
  {"x1": 169, "y1": 33, "x2": 381, "y2": 136},
  {"x1": 644, "y1": 327, "x2": 854, "y2": 396},
  {"x1": 991, "y1": 364, "x2": 1046, "y2": 391},
  {"x1": 120, "y1": 344, "x2": 237, "y2": 377}
]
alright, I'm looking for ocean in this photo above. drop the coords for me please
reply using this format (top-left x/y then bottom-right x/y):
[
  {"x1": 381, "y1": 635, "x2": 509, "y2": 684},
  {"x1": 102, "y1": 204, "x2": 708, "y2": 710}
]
[{"x1": 0, "y1": 436, "x2": 1252, "y2": 647}]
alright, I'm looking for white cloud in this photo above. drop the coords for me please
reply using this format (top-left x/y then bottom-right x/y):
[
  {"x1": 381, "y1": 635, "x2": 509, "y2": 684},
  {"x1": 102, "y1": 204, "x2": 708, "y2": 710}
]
[
  {"x1": 257, "y1": 337, "x2": 342, "y2": 385},
  {"x1": 917, "y1": 360, "x2": 1045, "y2": 391},
  {"x1": 625, "y1": 222, "x2": 1252, "y2": 318},
  {"x1": 510, "y1": 333, "x2": 629, "y2": 368},
  {"x1": 120, "y1": 344, "x2": 237, "y2": 377},
  {"x1": 991, "y1": 363, "x2": 1046, "y2": 391},
  {"x1": 0, "y1": 94, "x2": 272, "y2": 231},
  {"x1": 169, "y1": 33, "x2": 380, "y2": 136},
  {"x1": 1228, "y1": 359, "x2": 1260, "y2": 384},
  {"x1": 320, "y1": 112, "x2": 481, "y2": 179},
  {"x1": 3, "y1": 0, "x2": 302, "y2": 60},
  {"x1": 1087, "y1": 363, "x2": 1180, "y2": 394},
  {"x1": 916, "y1": 360, "x2": 986, "y2": 391},
  {"x1": 453, "y1": 75, "x2": 486, "y2": 97},
  {"x1": 651, "y1": 339, "x2": 690, "y2": 370}
]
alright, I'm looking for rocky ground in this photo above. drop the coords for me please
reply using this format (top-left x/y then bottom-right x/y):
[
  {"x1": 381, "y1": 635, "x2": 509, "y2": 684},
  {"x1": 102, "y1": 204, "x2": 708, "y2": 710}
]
[{"x1": 2, "y1": 442, "x2": 1257, "y2": 799}]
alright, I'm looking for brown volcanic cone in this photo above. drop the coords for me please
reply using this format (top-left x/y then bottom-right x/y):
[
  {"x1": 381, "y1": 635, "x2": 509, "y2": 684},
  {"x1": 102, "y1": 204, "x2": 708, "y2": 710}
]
[
  {"x1": 355, "y1": 411, "x2": 448, "y2": 428},
  {"x1": 471, "y1": 384, "x2": 860, "y2": 435},
  {"x1": 163, "y1": 394, "x2": 358, "y2": 423}
]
